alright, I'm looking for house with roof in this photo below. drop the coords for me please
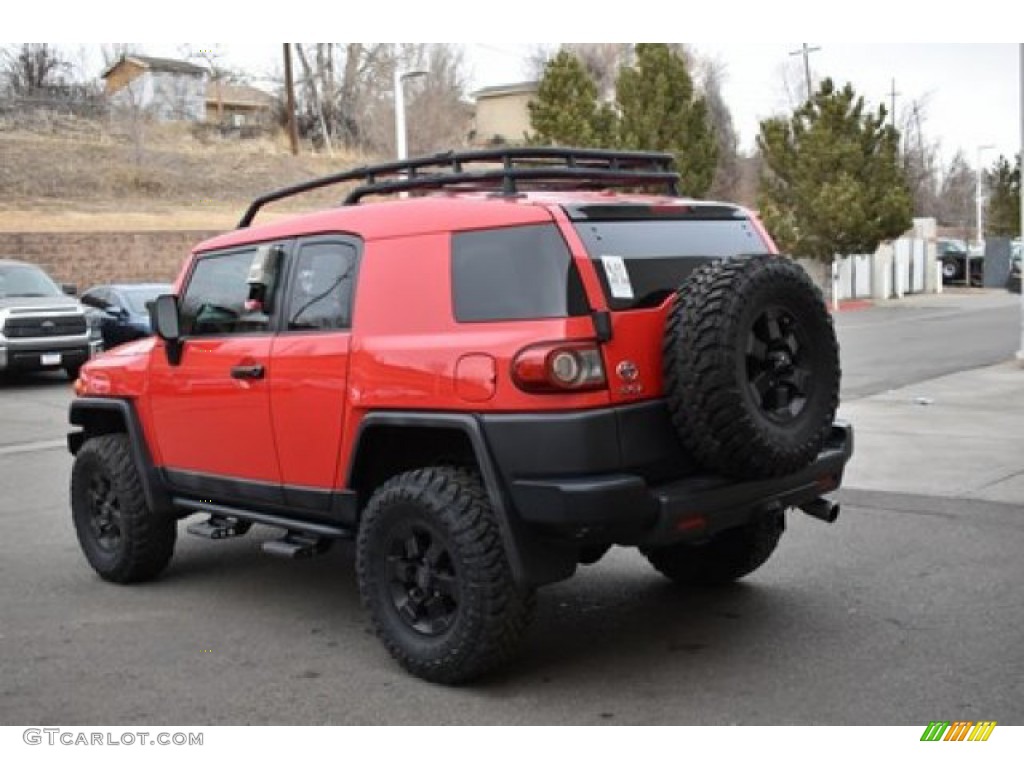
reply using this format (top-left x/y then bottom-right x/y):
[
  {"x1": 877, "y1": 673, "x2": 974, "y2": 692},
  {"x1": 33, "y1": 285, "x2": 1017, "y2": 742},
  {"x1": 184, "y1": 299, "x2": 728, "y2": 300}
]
[
  {"x1": 471, "y1": 81, "x2": 538, "y2": 146},
  {"x1": 205, "y1": 83, "x2": 275, "y2": 127},
  {"x1": 102, "y1": 54, "x2": 208, "y2": 121}
]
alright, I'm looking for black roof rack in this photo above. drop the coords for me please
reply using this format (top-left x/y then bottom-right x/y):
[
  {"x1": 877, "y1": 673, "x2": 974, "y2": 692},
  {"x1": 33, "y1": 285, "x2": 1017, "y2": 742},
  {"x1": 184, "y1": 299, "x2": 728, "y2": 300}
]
[{"x1": 237, "y1": 147, "x2": 680, "y2": 228}]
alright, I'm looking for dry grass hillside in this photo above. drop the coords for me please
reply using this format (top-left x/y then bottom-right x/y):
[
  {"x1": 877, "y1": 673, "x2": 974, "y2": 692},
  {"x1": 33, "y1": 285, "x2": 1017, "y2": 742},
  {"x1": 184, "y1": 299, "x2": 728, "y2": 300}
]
[{"x1": 0, "y1": 115, "x2": 372, "y2": 232}]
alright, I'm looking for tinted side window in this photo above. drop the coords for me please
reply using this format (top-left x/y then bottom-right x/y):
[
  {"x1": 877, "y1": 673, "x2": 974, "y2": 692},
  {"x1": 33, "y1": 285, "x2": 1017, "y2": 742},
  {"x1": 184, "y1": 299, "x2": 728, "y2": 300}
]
[
  {"x1": 180, "y1": 249, "x2": 270, "y2": 336},
  {"x1": 452, "y1": 224, "x2": 588, "y2": 322},
  {"x1": 286, "y1": 242, "x2": 357, "y2": 331}
]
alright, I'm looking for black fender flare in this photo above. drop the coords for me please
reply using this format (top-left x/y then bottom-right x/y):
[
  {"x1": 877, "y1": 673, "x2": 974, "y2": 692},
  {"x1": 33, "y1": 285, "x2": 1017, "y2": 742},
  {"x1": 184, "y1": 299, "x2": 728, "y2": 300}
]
[
  {"x1": 68, "y1": 398, "x2": 174, "y2": 516},
  {"x1": 348, "y1": 412, "x2": 577, "y2": 587}
]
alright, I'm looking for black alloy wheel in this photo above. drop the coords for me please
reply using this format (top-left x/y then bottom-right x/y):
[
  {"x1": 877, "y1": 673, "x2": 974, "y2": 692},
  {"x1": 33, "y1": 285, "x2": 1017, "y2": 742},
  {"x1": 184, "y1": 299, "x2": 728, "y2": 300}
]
[
  {"x1": 86, "y1": 471, "x2": 124, "y2": 554},
  {"x1": 745, "y1": 306, "x2": 811, "y2": 424},
  {"x1": 385, "y1": 521, "x2": 459, "y2": 636}
]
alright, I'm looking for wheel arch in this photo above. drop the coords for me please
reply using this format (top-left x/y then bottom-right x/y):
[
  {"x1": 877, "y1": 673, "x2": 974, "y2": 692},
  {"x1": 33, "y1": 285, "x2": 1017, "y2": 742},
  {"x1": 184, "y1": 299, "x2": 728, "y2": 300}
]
[
  {"x1": 347, "y1": 412, "x2": 577, "y2": 587},
  {"x1": 68, "y1": 398, "x2": 173, "y2": 516}
]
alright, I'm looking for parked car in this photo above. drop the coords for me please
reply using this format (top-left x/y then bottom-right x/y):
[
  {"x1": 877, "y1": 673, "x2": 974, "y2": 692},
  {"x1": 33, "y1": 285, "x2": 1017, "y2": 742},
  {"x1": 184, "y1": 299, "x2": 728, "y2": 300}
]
[
  {"x1": 937, "y1": 238, "x2": 982, "y2": 285},
  {"x1": 0, "y1": 259, "x2": 102, "y2": 379},
  {"x1": 67, "y1": 148, "x2": 852, "y2": 684},
  {"x1": 81, "y1": 283, "x2": 172, "y2": 348}
]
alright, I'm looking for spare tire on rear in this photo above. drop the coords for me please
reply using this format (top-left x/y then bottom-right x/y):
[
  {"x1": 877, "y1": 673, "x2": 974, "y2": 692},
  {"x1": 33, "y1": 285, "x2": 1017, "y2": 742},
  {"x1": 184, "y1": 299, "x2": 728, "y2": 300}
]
[{"x1": 663, "y1": 254, "x2": 840, "y2": 480}]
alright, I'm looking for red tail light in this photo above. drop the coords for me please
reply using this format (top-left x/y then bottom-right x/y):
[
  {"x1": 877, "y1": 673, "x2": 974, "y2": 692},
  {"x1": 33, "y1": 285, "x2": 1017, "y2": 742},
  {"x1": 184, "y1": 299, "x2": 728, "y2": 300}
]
[{"x1": 512, "y1": 341, "x2": 607, "y2": 393}]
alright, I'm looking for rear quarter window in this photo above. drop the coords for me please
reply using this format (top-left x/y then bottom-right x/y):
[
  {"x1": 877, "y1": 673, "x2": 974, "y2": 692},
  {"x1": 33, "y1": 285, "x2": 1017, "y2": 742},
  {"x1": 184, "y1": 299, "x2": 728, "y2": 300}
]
[{"x1": 451, "y1": 224, "x2": 588, "y2": 322}]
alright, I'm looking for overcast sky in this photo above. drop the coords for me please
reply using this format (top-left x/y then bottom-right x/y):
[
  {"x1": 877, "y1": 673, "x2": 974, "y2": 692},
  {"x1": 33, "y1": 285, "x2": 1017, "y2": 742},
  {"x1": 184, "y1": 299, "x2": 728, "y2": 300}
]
[
  {"x1": 458, "y1": 43, "x2": 1021, "y2": 166},
  {"x1": 189, "y1": 42, "x2": 1021, "y2": 168},
  {"x1": 71, "y1": 41, "x2": 1022, "y2": 170}
]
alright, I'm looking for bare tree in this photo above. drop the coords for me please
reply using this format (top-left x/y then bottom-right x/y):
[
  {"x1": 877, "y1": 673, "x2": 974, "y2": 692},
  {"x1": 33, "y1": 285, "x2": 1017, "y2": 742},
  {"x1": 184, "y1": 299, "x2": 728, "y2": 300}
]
[
  {"x1": 288, "y1": 43, "x2": 469, "y2": 157},
  {"x1": 525, "y1": 44, "x2": 555, "y2": 81},
  {"x1": 109, "y1": 77, "x2": 154, "y2": 169},
  {"x1": 696, "y1": 55, "x2": 741, "y2": 201},
  {"x1": 563, "y1": 44, "x2": 631, "y2": 102},
  {"x1": 183, "y1": 44, "x2": 231, "y2": 123},
  {"x1": 293, "y1": 43, "x2": 334, "y2": 153},
  {"x1": 293, "y1": 43, "x2": 392, "y2": 153},
  {"x1": 937, "y1": 151, "x2": 975, "y2": 239},
  {"x1": 336, "y1": 43, "x2": 390, "y2": 147},
  {"x1": 898, "y1": 96, "x2": 940, "y2": 217},
  {"x1": 387, "y1": 44, "x2": 472, "y2": 155},
  {"x1": 773, "y1": 59, "x2": 810, "y2": 113},
  {"x1": 2, "y1": 43, "x2": 69, "y2": 95}
]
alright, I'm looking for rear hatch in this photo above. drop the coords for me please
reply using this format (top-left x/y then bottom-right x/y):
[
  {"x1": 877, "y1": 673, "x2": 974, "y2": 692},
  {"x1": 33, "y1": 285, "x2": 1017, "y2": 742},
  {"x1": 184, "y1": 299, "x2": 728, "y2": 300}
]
[{"x1": 563, "y1": 202, "x2": 773, "y2": 404}]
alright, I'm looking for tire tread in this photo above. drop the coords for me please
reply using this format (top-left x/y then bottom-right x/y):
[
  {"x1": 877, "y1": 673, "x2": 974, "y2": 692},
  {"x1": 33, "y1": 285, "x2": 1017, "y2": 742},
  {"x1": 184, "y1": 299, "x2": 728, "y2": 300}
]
[{"x1": 356, "y1": 467, "x2": 535, "y2": 684}]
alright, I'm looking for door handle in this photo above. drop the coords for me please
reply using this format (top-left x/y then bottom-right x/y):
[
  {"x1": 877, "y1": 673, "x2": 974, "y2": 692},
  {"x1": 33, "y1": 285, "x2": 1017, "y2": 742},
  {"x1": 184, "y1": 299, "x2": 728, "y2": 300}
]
[{"x1": 230, "y1": 364, "x2": 265, "y2": 380}]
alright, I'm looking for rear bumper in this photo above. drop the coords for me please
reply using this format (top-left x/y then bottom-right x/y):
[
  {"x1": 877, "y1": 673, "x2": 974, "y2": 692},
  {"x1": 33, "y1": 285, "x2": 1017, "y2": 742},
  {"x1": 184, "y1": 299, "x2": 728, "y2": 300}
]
[{"x1": 481, "y1": 403, "x2": 852, "y2": 547}]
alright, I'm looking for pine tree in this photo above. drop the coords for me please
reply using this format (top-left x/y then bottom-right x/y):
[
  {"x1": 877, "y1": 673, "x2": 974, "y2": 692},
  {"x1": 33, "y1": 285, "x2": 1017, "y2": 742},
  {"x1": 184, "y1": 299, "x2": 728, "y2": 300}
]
[
  {"x1": 615, "y1": 43, "x2": 717, "y2": 197},
  {"x1": 757, "y1": 78, "x2": 913, "y2": 262},
  {"x1": 985, "y1": 154, "x2": 1021, "y2": 238},
  {"x1": 528, "y1": 50, "x2": 603, "y2": 147}
]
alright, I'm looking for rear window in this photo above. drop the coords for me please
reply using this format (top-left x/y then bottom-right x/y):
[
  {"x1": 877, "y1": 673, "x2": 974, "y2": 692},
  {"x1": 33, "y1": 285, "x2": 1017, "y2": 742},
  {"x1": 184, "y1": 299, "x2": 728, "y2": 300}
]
[
  {"x1": 573, "y1": 215, "x2": 768, "y2": 310},
  {"x1": 451, "y1": 224, "x2": 588, "y2": 322}
]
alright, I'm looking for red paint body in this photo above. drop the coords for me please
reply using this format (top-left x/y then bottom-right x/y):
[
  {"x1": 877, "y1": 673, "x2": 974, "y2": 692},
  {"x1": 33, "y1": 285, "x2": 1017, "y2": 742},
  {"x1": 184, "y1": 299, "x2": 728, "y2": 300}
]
[{"x1": 75, "y1": 191, "x2": 774, "y2": 491}]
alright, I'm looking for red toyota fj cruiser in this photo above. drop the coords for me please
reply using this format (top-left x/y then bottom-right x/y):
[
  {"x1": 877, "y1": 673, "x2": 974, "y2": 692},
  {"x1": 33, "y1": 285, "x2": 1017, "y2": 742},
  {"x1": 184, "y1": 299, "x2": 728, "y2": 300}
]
[{"x1": 68, "y1": 148, "x2": 851, "y2": 683}]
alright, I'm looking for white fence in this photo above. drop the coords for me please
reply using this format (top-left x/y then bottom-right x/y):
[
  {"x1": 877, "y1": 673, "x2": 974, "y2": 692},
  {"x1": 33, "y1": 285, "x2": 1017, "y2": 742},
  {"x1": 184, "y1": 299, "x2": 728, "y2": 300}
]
[
  {"x1": 822, "y1": 236, "x2": 938, "y2": 302},
  {"x1": 835, "y1": 253, "x2": 874, "y2": 299}
]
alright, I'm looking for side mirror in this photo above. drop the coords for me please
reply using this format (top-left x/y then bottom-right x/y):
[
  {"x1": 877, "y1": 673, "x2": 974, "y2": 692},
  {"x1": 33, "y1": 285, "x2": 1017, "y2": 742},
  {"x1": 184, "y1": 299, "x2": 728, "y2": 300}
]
[
  {"x1": 62, "y1": 283, "x2": 78, "y2": 296},
  {"x1": 151, "y1": 294, "x2": 183, "y2": 365}
]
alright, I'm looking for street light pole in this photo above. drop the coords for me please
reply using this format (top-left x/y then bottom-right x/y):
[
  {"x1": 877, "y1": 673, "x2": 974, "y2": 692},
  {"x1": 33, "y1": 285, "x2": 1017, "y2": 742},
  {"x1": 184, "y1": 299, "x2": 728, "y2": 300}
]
[
  {"x1": 394, "y1": 68, "x2": 428, "y2": 161},
  {"x1": 975, "y1": 143, "x2": 995, "y2": 284},
  {"x1": 975, "y1": 144, "x2": 995, "y2": 247},
  {"x1": 1018, "y1": 44, "x2": 1023, "y2": 363}
]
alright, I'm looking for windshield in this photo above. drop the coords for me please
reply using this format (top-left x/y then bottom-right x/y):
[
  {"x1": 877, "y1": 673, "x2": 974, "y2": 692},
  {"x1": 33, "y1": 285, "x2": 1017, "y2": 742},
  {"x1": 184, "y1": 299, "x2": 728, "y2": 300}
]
[
  {"x1": 0, "y1": 264, "x2": 64, "y2": 299},
  {"x1": 120, "y1": 284, "x2": 171, "y2": 314}
]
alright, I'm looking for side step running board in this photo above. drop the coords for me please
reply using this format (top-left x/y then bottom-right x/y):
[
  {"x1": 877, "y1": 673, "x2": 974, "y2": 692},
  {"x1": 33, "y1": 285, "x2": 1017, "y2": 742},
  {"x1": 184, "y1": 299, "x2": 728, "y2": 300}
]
[
  {"x1": 173, "y1": 497, "x2": 355, "y2": 539},
  {"x1": 262, "y1": 533, "x2": 332, "y2": 559},
  {"x1": 187, "y1": 515, "x2": 252, "y2": 539}
]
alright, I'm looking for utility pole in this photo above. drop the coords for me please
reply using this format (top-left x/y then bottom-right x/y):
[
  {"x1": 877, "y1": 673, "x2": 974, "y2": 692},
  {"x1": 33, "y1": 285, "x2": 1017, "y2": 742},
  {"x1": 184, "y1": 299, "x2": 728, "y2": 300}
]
[
  {"x1": 888, "y1": 78, "x2": 900, "y2": 129},
  {"x1": 283, "y1": 44, "x2": 299, "y2": 156},
  {"x1": 789, "y1": 43, "x2": 821, "y2": 103}
]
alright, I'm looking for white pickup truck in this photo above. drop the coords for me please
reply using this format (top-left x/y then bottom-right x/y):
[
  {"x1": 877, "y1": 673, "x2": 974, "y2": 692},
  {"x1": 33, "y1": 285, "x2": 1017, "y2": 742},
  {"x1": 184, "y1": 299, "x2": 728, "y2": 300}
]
[{"x1": 0, "y1": 259, "x2": 103, "y2": 379}]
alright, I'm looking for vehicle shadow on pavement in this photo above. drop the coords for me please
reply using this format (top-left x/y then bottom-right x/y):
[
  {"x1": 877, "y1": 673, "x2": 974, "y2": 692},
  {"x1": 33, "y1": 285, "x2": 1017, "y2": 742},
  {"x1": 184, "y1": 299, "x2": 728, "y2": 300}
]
[
  {"x1": 496, "y1": 574, "x2": 803, "y2": 690},
  {"x1": 162, "y1": 527, "x2": 810, "y2": 694}
]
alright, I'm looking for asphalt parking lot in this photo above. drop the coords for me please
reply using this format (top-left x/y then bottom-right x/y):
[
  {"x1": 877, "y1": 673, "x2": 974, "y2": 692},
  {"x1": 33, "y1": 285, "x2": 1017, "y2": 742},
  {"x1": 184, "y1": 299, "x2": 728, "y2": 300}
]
[{"x1": 1, "y1": 334, "x2": 1023, "y2": 724}]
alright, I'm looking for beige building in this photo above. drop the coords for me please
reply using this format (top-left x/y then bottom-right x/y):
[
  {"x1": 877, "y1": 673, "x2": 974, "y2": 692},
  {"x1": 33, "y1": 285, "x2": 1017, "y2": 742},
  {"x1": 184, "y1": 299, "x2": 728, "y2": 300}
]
[
  {"x1": 205, "y1": 83, "x2": 275, "y2": 126},
  {"x1": 102, "y1": 55, "x2": 207, "y2": 122},
  {"x1": 471, "y1": 81, "x2": 538, "y2": 145}
]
